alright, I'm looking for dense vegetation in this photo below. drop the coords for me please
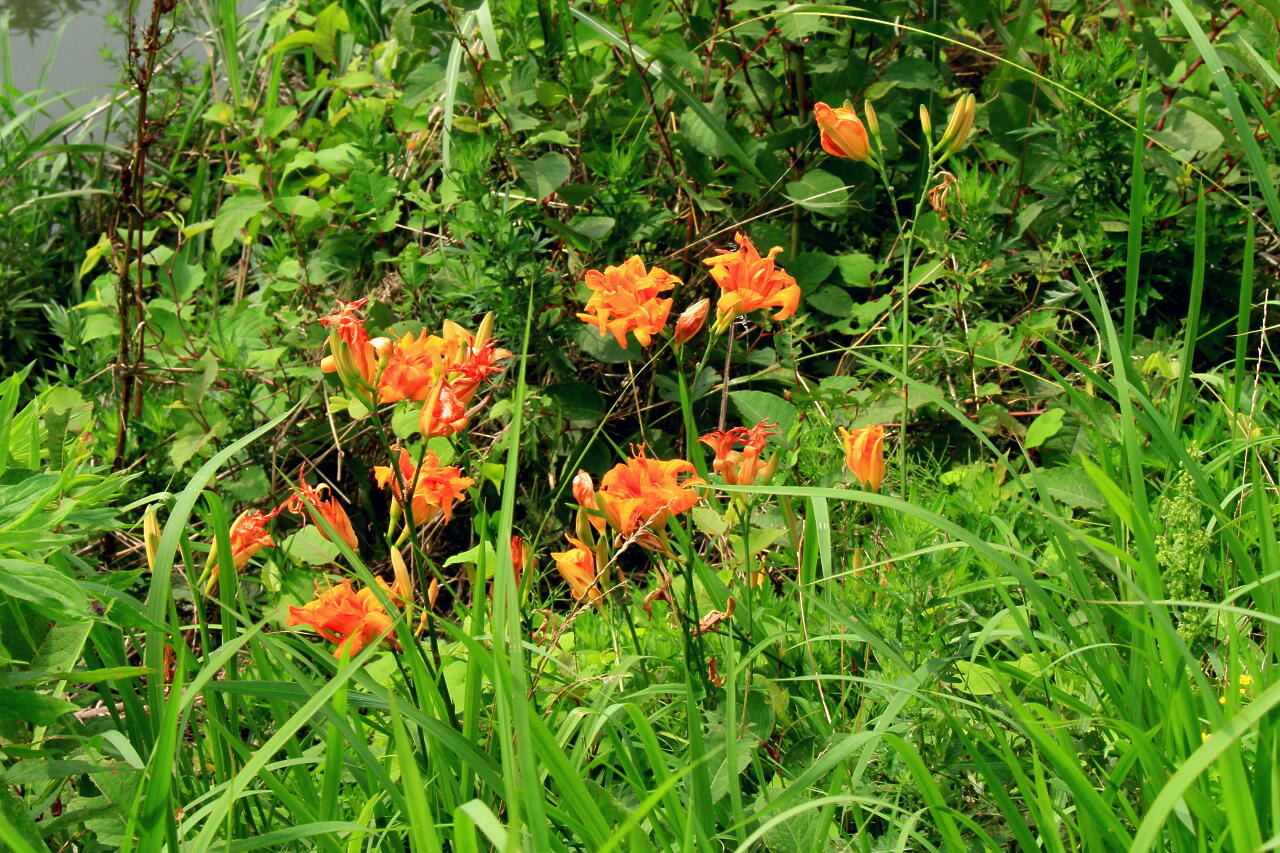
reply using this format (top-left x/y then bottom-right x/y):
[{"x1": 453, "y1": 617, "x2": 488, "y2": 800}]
[{"x1": 4, "y1": 0, "x2": 1280, "y2": 849}]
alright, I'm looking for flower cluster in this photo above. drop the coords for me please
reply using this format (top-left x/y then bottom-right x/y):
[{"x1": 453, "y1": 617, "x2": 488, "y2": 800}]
[
  {"x1": 321, "y1": 300, "x2": 511, "y2": 438},
  {"x1": 576, "y1": 232, "x2": 798, "y2": 349}
]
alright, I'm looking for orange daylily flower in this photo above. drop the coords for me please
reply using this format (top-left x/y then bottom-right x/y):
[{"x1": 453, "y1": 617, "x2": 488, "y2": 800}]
[
  {"x1": 703, "y1": 233, "x2": 801, "y2": 332},
  {"x1": 596, "y1": 447, "x2": 703, "y2": 544},
  {"x1": 699, "y1": 420, "x2": 778, "y2": 487},
  {"x1": 204, "y1": 508, "x2": 278, "y2": 594},
  {"x1": 373, "y1": 446, "x2": 475, "y2": 525},
  {"x1": 377, "y1": 330, "x2": 451, "y2": 403},
  {"x1": 577, "y1": 256, "x2": 677, "y2": 348},
  {"x1": 286, "y1": 578, "x2": 403, "y2": 659},
  {"x1": 283, "y1": 470, "x2": 359, "y2": 552},
  {"x1": 839, "y1": 425, "x2": 886, "y2": 491},
  {"x1": 813, "y1": 101, "x2": 873, "y2": 162},
  {"x1": 440, "y1": 316, "x2": 512, "y2": 405},
  {"x1": 551, "y1": 536, "x2": 602, "y2": 605}
]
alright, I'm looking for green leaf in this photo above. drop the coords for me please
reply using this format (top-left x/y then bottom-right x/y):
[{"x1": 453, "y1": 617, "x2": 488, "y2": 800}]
[
  {"x1": 0, "y1": 687, "x2": 77, "y2": 724},
  {"x1": 513, "y1": 153, "x2": 570, "y2": 200},
  {"x1": 545, "y1": 382, "x2": 605, "y2": 421},
  {"x1": 784, "y1": 169, "x2": 847, "y2": 212},
  {"x1": 280, "y1": 526, "x2": 341, "y2": 567},
  {"x1": 0, "y1": 559, "x2": 89, "y2": 621},
  {"x1": 211, "y1": 193, "x2": 268, "y2": 254},
  {"x1": 729, "y1": 390, "x2": 797, "y2": 438},
  {"x1": 1024, "y1": 408, "x2": 1065, "y2": 449}
]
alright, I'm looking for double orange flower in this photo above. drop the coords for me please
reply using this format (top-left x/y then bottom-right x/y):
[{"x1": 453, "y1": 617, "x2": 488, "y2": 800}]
[
  {"x1": 574, "y1": 447, "x2": 703, "y2": 548},
  {"x1": 577, "y1": 256, "x2": 677, "y2": 348},
  {"x1": 703, "y1": 232, "x2": 801, "y2": 333},
  {"x1": 374, "y1": 446, "x2": 475, "y2": 526},
  {"x1": 286, "y1": 577, "x2": 407, "y2": 659}
]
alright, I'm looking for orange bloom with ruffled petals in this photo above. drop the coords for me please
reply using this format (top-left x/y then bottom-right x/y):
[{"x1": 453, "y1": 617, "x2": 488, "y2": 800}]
[
  {"x1": 596, "y1": 447, "x2": 703, "y2": 542},
  {"x1": 204, "y1": 508, "x2": 278, "y2": 594},
  {"x1": 286, "y1": 578, "x2": 403, "y2": 659},
  {"x1": 700, "y1": 420, "x2": 777, "y2": 487},
  {"x1": 703, "y1": 233, "x2": 801, "y2": 332},
  {"x1": 373, "y1": 447, "x2": 475, "y2": 525},
  {"x1": 378, "y1": 330, "x2": 451, "y2": 403},
  {"x1": 577, "y1": 256, "x2": 677, "y2": 348},
  {"x1": 284, "y1": 471, "x2": 359, "y2": 551}
]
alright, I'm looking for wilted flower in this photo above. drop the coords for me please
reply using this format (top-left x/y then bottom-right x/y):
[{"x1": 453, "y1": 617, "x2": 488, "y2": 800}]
[
  {"x1": 286, "y1": 578, "x2": 403, "y2": 659},
  {"x1": 704, "y1": 232, "x2": 801, "y2": 333},
  {"x1": 374, "y1": 446, "x2": 475, "y2": 525},
  {"x1": 813, "y1": 101, "x2": 873, "y2": 162},
  {"x1": 418, "y1": 382, "x2": 471, "y2": 438},
  {"x1": 839, "y1": 425, "x2": 886, "y2": 492},
  {"x1": 551, "y1": 536, "x2": 601, "y2": 606},
  {"x1": 700, "y1": 420, "x2": 778, "y2": 487},
  {"x1": 284, "y1": 470, "x2": 358, "y2": 551},
  {"x1": 577, "y1": 256, "x2": 677, "y2": 348},
  {"x1": 673, "y1": 298, "x2": 710, "y2": 347},
  {"x1": 596, "y1": 447, "x2": 703, "y2": 544}
]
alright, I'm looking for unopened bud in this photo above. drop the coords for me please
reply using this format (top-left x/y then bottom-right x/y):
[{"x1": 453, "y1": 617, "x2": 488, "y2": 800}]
[
  {"x1": 863, "y1": 99, "x2": 880, "y2": 144},
  {"x1": 673, "y1": 298, "x2": 710, "y2": 347},
  {"x1": 918, "y1": 105, "x2": 933, "y2": 142},
  {"x1": 935, "y1": 93, "x2": 976, "y2": 161}
]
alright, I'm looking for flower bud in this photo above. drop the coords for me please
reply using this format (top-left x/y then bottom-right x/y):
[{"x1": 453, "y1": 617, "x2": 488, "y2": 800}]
[
  {"x1": 673, "y1": 298, "x2": 710, "y2": 347},
  {"x1": 839, "y1": 425, "x2": 886, "y2": 492},
  {"x1": 935, "y1": 93, "x2": 976, "y2": 161},
  {"x1": 813, "y1": 100, "x2": 873, "y2": 162},
  {"x1": 572, "y1": 470, "x2": 595, "y2": 509},
  {"x1": 863, "y1": 99, "x2": 881, "y2": 146},
  {"x1": 918, "y1": 105, "x2": 933, "y2": 143},
  {"x1": 510, "y1": 535, "x2": 526, "y2": 586}
]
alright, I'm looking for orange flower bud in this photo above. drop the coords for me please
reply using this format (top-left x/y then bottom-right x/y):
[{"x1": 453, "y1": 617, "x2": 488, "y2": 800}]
[
  {"x1": 510, "y1": 536, "x2": 526, "y2": 586},
  {"x1": 814, "y1": 101, "x2": 872, "y2": 162},
  {"x1": 839, "y1": 425, "x2": 886, "y2": 492},
  {"x1": 673, "y1": 298, "x2": 710, "y2": 347}
]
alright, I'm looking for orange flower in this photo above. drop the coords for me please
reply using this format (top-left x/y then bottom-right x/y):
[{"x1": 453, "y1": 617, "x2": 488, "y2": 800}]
[
  {"x1": 596, "y1": 447, "x2": 703, "y2": 543},
  {"x1": 673, "y1": 297, "x2": 710, "y2": 347},
  {"x1": 551, "y1": 537, "x2": 601, "y2": 605},
  {"x1": 813, "y1": 101, "x2": 872, "y2": 162},
  {"x1": 377, "y1": 330, "x2": 451, "y2": 403},
  {"x1": 319, "y1": 299, "x2": 390, "y2": 397},
  {"x1": 839, "y1": 425, "x2": 886, "y2": 491},
  {"x1": 440, "y1": 316, "x2": 512, "y2": 405},
  {"x1": 699, "y1": 420, "x2": 777, "y2": 486},
  {"x1": 418, "y1": 382, "x2": 471, "y2": 438},
  {"x1": 204, "y1": 508, "x2": 277, "y2": 594},
  {"x1": 284, "y1": 470, "x2": 358, "y2": 552},
  {"x1": 286, "y1": 578, "x2": 402, "y2": 659},
  {"x1": 576, "y1": 256, "x2": 677, "y2": 348},
  {"x1": 373, "y1": 446, "x2": 475, "y2": 525},
  {"x1": 703, "y1": 233, "x2": 801, "y2": 332}
]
